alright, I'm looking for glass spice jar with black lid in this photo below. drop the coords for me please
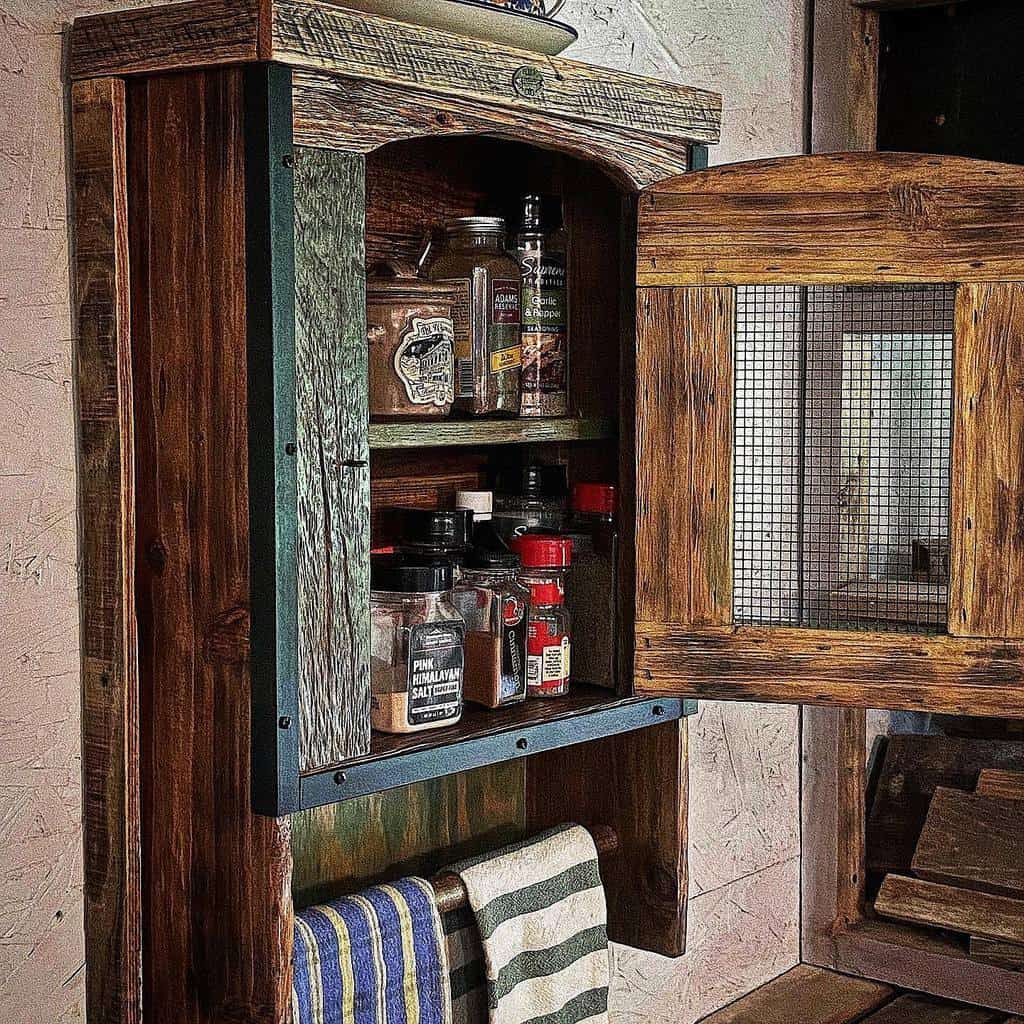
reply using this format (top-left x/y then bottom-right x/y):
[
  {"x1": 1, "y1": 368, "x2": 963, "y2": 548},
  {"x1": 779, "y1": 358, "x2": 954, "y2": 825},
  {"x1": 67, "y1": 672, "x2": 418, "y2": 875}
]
[
  {"x1": 395, "y1": 507, "x2": 474, "y2": 574},
  {"x1": 426, "y1": 217, "x2": 522, "y2": 417},
  {"x1": 452, "y1": 542, "x2": 530, "y2": 709},
  {"x1": 369, "y1": 556, "x2": 465, "y2": 735}
]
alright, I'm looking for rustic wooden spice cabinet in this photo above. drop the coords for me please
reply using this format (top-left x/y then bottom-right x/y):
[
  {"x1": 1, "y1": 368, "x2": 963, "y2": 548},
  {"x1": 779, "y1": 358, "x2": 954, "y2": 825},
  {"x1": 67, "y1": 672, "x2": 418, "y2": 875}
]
[{"x1": 70, "y1": 1, "x2": 1024, "y2": 1022}]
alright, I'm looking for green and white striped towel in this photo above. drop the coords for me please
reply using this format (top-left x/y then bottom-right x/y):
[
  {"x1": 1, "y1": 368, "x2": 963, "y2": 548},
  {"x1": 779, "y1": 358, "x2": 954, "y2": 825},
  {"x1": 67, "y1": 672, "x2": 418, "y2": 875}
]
[{"x1": 447, "y1": 825, "x2": 610, "y2": 1024}]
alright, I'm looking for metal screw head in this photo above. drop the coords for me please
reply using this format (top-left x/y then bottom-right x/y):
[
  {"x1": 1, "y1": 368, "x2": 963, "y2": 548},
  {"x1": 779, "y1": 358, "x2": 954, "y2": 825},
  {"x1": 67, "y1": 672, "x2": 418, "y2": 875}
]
[
  {"x1": 652, "y1": 705, "x2": 665, "y2": 717},
  {"x1": 512, "y1": 65, "x2": 544, "y2": 99},
  {"x1": 334, "y1": 771, "x2": 347, "y2": 785},
  {"x1": 278, "y1": 716, "x2": 291, "y2": 729},
  {"x1": 285, "y1": 442, "x2": 297, "y2": 456},
  {"x1": 516, "y1": 738, "x2": 529, "y2": 750},
  {"x1": 282, "y1": 153, "x2": 295, "y2": 168}
]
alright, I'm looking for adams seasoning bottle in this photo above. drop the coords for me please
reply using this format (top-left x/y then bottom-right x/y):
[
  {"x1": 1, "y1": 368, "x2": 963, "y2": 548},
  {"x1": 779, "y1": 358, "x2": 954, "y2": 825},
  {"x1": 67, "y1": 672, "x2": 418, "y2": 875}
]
[
  {"x1": 427, "y1": 218, "x2": 522, "y2": 416},
  {"x1": 515, "y1": 195, "x2": 568, "y2": 417}
]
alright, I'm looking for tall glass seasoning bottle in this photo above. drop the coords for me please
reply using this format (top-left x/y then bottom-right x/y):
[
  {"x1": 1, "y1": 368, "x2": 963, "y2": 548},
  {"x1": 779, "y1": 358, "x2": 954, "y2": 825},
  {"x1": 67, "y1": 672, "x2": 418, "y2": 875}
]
[
  {"x1": 427, "y1": 218, "x2": 522, "y2": 416},
  {"x1": 515, "y1": 195, "x2": 568, "y2": 417}
]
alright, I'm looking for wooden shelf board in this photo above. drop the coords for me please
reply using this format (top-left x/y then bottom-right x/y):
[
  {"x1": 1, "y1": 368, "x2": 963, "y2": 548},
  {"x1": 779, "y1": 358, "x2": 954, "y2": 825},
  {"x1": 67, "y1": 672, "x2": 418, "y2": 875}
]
[
  {"x1": 368, "y1": 416, "x2": 615, "y2": 450},
  {"x1": 299, "y1": 685, "x2": 695, "y2": 808}
]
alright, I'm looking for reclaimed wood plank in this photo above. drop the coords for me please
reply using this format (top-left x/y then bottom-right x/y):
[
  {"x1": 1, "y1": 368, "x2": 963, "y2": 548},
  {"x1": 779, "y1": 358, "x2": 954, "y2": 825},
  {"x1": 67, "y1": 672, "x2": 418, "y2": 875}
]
[
  {"x1": 859, "y1": 994, "x2": 1004, "y2": 1023},
  {"x1": 970, "y1": 937, "x2": 1024, "y2": 972},
  {"x1": 950, "y1": 283, "x2": 1024, "y2": 639},
  {"x1": 292, "y1": 71, "x2": 691, "y2": 192},
  {"x1": 368, "y1": 416, "x2": 614, "y2": 450},
  {"x1": 271, "y1": 1, "x2": 720, "y2": 143},
  {"x1": 637, "y1": 153, "x2": 1024, "y2": 286},
  {"x1": 635, "y1": 625, "x2": 1024, "y2": 716},
  {"x1": 71, "y1": 75, "x2": 142, "y2": 1024},
  {"x1": 695, "y1": 965, "x2": 895, "y2": 1024},
  {"x1": 855, "y1": 0, "x2": 970, "y2": 8},
  {"x1": 294, "y1": 147, "x2": 371, "y2": 769},
  {"x1": 635, "y1": 287, "x2": 733, "y2": 627},
  {"x1": 867, "y1": 736, "x2": 1024, "y2": 877},
  {"x1": 70, "y1": 0, "x2": 264, "y2": 78},
  {"x1": 128, "y1": 69, "x2": 293, "y2": 1024},
  {"x1": 292, "y1": 764, "x2": 524, "y2": 907},
  {"x1": 913, "y1": 788, "x2": 1024, "y2": 898},
  {"x1": 978, "y1": 770, "x2": 1024, "y2": 801},
  {"x1": 875, "y1": 875, "x2": 1024, "y2": 945},
  {"x1": 527, "y1": 720, "x2": 689, "y2": 956},
  {"x1": 835, "y1": 919, "x2": 1024, "y2": 1015}
]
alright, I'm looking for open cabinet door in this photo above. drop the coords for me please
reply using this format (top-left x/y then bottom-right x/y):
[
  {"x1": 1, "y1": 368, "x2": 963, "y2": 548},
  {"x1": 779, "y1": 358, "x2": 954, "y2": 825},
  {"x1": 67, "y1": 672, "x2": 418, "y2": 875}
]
[{"x1": 633, "y1": 152, "x2": 1024, "y2": 717}]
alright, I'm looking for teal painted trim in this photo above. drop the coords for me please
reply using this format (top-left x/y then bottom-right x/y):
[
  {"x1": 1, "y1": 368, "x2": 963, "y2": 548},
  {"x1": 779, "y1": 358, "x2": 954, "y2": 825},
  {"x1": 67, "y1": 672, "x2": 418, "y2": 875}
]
[
  {"x1": 299, "y1": 696, "x2": 696, "y2": 808},
  {"x1": 246, "y1": 63, "x2": 301, "y2": 816},
  {"x1": 689, "y1": 144, "x2": 709, "y2": 171}
]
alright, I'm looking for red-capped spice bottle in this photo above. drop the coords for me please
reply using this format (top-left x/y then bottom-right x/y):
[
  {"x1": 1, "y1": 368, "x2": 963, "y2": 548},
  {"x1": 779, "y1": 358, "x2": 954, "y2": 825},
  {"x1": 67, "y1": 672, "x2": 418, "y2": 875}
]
[{"x1": 510, "y1": 533, "x2": 572, "y2": 698}]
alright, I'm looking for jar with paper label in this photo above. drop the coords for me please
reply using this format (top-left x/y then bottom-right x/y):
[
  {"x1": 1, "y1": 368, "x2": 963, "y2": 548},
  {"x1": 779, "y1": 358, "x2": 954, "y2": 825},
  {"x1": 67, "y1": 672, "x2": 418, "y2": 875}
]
[
  {"x1": 427, "y1": 217, "x2": 522, "y2": 416},
  {"x1": 370, "y1": 557, "x2": 465, "y2": 734},
  {"x1": 509, "y1": 533, "x2": 572, "y2": 698}
]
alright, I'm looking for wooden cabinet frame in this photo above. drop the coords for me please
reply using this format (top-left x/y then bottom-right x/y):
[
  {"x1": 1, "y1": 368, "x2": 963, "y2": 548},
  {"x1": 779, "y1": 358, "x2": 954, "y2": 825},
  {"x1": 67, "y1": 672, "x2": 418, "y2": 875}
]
[{"x1": 633, "y1": 152, "x2": 1024, "y2": 717}]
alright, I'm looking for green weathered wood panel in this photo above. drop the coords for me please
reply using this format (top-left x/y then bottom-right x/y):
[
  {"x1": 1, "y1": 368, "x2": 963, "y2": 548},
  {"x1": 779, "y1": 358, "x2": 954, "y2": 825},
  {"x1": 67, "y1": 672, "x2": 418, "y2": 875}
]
[{"x1": 294, "y1": 147, "x2": 371, "y2": 769}]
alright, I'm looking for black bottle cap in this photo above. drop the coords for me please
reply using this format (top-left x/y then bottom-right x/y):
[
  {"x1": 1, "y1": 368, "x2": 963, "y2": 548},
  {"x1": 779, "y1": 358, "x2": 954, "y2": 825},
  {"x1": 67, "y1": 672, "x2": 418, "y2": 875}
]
[
  {"x1": 396, "y1": 507, "x2": 473, "y2": 550},
  {"x1": 465, "y1": 537, "x2": 521, "y2": 570},
  {"x1": 370, "y1": 554, "x2": 454, "y2": 593}
]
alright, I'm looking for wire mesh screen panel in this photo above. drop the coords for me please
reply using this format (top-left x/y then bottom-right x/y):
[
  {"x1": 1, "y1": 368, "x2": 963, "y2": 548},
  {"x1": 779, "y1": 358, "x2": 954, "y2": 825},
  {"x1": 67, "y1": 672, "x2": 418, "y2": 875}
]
[{"x1": 734, "y1": 284, "x2": 955, "y2": 633}]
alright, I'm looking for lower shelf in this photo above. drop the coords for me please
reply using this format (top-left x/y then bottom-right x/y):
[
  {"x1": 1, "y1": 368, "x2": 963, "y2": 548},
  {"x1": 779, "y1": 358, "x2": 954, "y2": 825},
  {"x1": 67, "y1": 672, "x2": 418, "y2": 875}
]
[{"x1": 299, "y1": 685, "x2": 695, "y2": 809}]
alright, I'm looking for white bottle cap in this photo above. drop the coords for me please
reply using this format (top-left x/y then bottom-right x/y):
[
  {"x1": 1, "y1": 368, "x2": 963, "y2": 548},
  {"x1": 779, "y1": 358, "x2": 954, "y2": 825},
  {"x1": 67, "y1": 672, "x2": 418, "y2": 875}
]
[{"x1": 455, "y1": 490, "x2": 493, "y2": 521}]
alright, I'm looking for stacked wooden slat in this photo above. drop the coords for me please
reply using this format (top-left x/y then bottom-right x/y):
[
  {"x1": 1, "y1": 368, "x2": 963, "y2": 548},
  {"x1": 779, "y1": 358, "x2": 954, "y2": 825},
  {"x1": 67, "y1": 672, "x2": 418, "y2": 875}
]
[{"x1": 869, "y1": 736, "x2": 1024, "y2": 970}]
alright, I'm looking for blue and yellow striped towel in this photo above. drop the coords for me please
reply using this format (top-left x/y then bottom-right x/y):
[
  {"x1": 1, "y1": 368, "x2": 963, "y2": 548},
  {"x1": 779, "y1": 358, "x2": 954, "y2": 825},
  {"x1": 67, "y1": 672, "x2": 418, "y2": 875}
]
[{"x1": 292, "y1": 877, "x2": 453, "y2": 1024}]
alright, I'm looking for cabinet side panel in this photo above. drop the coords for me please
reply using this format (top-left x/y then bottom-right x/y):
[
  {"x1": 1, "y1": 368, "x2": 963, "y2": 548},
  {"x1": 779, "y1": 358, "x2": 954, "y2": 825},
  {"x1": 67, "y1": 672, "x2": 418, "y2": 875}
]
[
  {"x1": 636, "y1": 286, "x2": 733, "y2": 627},
  {"x1": 128, "y1": 70, "x2": 293, "y2": 1024},
  {"x1": 525, "y1": 721, "x2": 688, "y2": 956},
  {"x1": 950, "y1": 282, "x2": 1024, "y2": 639},
  {"x1": 71, "y1": 76, "x2": 142, "y2": 1024},
  {"x1": 294, "y1": 148, "x2": 371, "y2": 769}
]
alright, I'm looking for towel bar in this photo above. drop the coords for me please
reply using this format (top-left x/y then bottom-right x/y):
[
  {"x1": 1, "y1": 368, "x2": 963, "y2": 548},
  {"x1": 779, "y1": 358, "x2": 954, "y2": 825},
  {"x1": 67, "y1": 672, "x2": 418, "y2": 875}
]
[{"x1": 429, "y1": 825, "x2": 620, "y2": 914}]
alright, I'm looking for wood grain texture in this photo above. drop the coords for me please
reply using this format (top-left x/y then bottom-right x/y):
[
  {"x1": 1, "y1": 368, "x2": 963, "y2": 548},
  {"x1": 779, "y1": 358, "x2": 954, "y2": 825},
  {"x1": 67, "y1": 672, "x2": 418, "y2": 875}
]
[
  {"x1": 977, "y1": 770, "x2": 1024, "y2": 801},
  {"x1": 128, "y1": 69, "x2": 293, "y2": 1024},
  {"x1": 292, "y1": 763, "x2": 524, "y2": 907},
  {"x1": 271, "y1": 2, "x2": 720, "y2": 143},
  {"x1": 368, "y1": 416, "x2": 614, "y2": 450},
  {"x1": 71, "y1": 76, "x2": 142, "y2": 1024},
  {"x1": 834, "y1": 919, "x2": 1024, "y2": 1015},
  {"x1": 858, "y1": 994, "x2": 1003, "y2": 1024},
  {"x1": 913, "y1": 788, "x2": 1024, "y2": 897},
  {"x1": 950, "y1": 283, "x2": 1024, "y2": 639},
  {"x1": 875, "y1": 875, "x2": 1024, "y2": 945},
  {"x1": 637, "y1": 153, "x2": 1024, "y2": 286},
  {"x1": 70, "y1": 0, "x2": 264, "y2": 79},
  {"x1": 635, "y1": 287, "x2": 733, "y2": 627},
  {"x1": 694, "y1": 965, "x2": 894, "y2": 1024},
  {"x1": 294, "y1": 147, "x2": 371, "y2": 770},
  {"x1": 526, "y1": 720, "x2": 689, "y2": 956},
  {"x1": 801, "y1": 709, "x2": 867, "y2": 967},
  {"x1": 970, "y1": 937, "x2": 1024, "y2": 972},
  {"x1": 292, "y1": 71, "x2": 692, "y2": 192},
  {"x1": 635, "y1": 624, "x2": 1024, "y2": 716},
  {"x1": 867, "y1": 736, "x2": 1024, "y2": 878},
  {"x1": 855, "y1": 0, "x2": 969, "y2": 7}
]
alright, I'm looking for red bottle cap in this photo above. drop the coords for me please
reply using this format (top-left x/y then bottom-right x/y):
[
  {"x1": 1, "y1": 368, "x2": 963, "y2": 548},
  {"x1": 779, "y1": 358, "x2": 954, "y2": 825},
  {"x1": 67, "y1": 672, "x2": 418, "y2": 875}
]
[
  {"x1": 571, "y1": 483, "x2": 617, "y2": 516},
  {"x1": 510, "y1": 533, "x2": 573, "y2": 568}
]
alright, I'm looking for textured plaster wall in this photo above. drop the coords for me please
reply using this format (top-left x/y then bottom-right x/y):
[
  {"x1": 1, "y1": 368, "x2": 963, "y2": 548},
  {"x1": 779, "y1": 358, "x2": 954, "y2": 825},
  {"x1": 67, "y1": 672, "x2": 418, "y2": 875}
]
[{"x1": 0, "y1": 2, "x2": 805, "y2": 1021}]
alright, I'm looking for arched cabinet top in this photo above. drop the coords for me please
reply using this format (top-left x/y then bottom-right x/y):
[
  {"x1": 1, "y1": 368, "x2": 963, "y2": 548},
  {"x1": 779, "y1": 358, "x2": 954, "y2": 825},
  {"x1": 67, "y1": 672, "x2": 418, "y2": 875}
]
[{"x1": 638, "y1": 152, "x2": 1024, "y2": 285}]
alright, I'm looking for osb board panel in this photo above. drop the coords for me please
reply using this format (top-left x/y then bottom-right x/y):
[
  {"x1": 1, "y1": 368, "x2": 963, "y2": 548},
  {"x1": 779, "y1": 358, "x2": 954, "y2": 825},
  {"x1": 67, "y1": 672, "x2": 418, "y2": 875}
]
[{"x1": 637, "y1": 153, "x2": 1024, "y2": 286}]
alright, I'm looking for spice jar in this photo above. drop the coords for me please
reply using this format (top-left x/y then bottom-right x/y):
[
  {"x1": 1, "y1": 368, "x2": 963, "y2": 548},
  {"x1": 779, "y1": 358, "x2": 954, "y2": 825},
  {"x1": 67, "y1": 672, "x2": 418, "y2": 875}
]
[
  {"x1": 493, "y1": 463, "x2": 569, "y2": 539},
  {"x1": 510, "y1": 533, "x2": 573, "y2": 698},
  {"x1": 426, "y1": 217, "x2": 522, "y2": 416},
  {"x1": 395, "y1": 507, "x2": 474, "y2": 577},
  {"x1": 564, "y1": 483, "x2": 618, "y2": 690},
  {"x1": 452, "y1": 545, "x2": 530, "y2": 708},
  {"x1": 369, "y1": 557, "x2": 465, "y2": 734},
  {"x1": 367, "y1": 261, "x2": 457, "y2": 418}
]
